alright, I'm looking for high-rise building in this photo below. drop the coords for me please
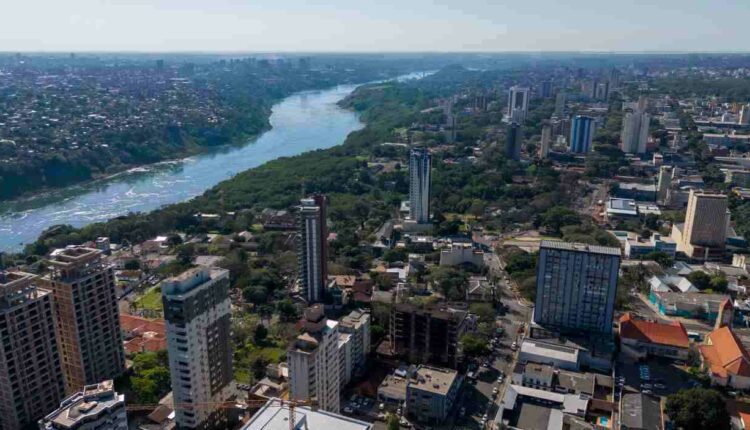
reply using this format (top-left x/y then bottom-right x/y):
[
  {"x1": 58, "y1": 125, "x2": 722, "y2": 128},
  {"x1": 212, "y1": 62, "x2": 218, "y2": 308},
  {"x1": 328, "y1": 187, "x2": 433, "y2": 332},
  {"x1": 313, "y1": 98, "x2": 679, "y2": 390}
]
[
  {"x1": 672, "y1": 191, "x2": 729, "y2": 260},
  {"x1": 740, "y1": 104, "x2": 750, "y2": 125},
  {"x1": 390, "y1": 304, "x2": 472, "y2": 368},
  {"x1": 540, "y1": 123, "x2": 552, "y2": 159},
  {"x1": 540, "y1": 80, "x2": 552, "y2": 99},
  {"x1": 409, "y1": 148, "x2": 431, "y2": 224},
  {"x1": 508, "y1": 86, "x2": 530, "y2": 123},
  {"x1": 506, "y1": 122, "x2": 522, "y2": 161},
  {"x1": 40, "y1": 246, "x2": 125, "y2": 394},
  {"x1": 533, "y1": 241, "x2": 621, "y2": 334},
  {"x1": 569, "y1": 115, "x2": 596, "y2": 153},
  {"x1": 288, "y1": 305, "x2": 341, "y2": 413},
  {"x1": 0, "y1": 271, "x2": 66, "y2": 430},
  {"x1": 474, "y1": 94, "x2": 487, "y2": 112},
  {"x1": 621, "y1": 109, "x2": 650, "y2": 154},
  {"x1": 657, "y1": 165, "x2": 673, "y2": 204},
  {"x1": 554, "y1": 92, "x2": 566, "y2": 117},
  {"x1": 39, "y1": 380, "x2": 127, "y2": 430},
  {"x1": 298, "y1": 195, "x2": 328, "y2": 303},
  {"x1": 339, "y1": 309, "x2": 371, "y2": 375},
  {"x1": 162, "y1": 268, "x2": 234, "y2": 430}
]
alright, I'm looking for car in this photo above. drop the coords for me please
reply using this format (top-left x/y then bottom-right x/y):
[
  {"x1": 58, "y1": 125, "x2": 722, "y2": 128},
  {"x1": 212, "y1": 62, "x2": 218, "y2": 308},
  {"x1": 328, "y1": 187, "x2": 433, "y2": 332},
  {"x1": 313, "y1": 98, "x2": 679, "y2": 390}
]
[
  {"x1": 482, "y1": 413, "x2": 488, "y2": 421},
  {"x1": 497, "y1": 376, "x2": 504, "y2": 383},
  {"x1": 511, "y1": 342, "x2": 518, "y2": 350},
  {"x1": 654, "y1": 383, "x2": 666, "y2": 389},
  {"x1": 459, "y1": 407, "x2": 466, "y2": 417},
  {"x1": 642, "y1": 389, "x2": 653, "y2": 395},
  {"x1": 492, "y1": 387, "x2": 499, "y2": 395},
  {"x1": 641, "y1": 383, "x2": 653, "y2": 389},
  {"x1": 344, "y1": 407, "x2": 354, "y2": 414},
  {"x1": 379, "y1": 403, "x2": 385, "y2": 411}
]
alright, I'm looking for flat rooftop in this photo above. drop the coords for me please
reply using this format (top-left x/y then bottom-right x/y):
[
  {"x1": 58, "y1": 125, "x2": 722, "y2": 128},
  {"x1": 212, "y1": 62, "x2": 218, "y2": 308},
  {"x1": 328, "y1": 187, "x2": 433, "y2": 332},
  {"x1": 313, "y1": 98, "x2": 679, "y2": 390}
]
[
  {"x1": 242, "y1": 399, "x2": 371, "y2": 430},
  {"x1": 410, "y1": 365, "x2": 459, "y2": 396},
  {"x1": 540, "y1": 240, "x2": 621, "y2": 257}
]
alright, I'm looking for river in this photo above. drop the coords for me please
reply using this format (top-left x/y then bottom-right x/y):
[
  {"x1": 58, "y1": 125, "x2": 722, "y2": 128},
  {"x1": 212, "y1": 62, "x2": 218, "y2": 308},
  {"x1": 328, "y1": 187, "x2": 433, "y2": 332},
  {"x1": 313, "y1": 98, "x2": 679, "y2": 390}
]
[{"x1": 0, "y1": 72, "x2": 428, "y2": 252}]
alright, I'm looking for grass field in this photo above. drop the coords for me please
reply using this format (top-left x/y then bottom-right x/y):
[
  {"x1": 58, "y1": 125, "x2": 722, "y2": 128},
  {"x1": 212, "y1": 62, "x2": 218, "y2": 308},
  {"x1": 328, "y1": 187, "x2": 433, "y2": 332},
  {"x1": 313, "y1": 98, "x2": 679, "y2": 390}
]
[{"x1": 135, "y1": 286, "x2": 163, "y2": 313}]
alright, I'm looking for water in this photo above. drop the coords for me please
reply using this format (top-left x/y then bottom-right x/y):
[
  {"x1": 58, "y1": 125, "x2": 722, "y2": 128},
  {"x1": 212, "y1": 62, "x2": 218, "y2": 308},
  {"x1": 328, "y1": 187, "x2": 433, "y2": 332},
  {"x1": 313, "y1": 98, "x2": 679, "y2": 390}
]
[{"x1": 0, "y1": 72, "x2": 428, "y2": 252}]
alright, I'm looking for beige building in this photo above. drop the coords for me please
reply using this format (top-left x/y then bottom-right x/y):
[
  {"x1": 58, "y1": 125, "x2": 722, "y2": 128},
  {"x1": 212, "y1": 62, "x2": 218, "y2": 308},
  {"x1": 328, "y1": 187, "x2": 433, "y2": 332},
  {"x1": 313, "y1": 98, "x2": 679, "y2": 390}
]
[
  {"x1": 40, "y1": 246, "x2": 125, "y2": 394},
  {"x1": 0, "y1": 271, "x2": 66, "y2": 430},
  {"x1": 671, "y1": 191, "x2": 729, "y2": 260}
]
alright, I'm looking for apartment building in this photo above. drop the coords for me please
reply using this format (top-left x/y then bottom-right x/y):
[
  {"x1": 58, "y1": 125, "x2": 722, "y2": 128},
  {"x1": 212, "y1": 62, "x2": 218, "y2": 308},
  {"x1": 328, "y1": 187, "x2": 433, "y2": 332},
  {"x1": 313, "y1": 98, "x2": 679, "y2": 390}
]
[
  {"x1": 339, "y1": 309, "x2": 371, "y2": 374},
  {"x1": 298, "y1": 195, "x2": 329, "y2": 303},
  {"x1": 405, "y1": 365, "x2": 462, "y2": 424},
  {"x1": 39, "y1": 380, "x2": 127, "y2": 430}
]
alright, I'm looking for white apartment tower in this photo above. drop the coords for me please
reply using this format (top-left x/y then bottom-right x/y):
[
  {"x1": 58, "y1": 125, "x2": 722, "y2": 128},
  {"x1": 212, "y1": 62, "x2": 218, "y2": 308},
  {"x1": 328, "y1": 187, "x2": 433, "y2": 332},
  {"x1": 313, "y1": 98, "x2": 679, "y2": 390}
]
[
  {"x1": 508, "y1": 86, "x2": 530, "y2": 123},
  {"x1": 621, "y1": 109, "x2": 650, "y2": 154},
  {"x1": 162, "y1": 268, "x2": 234, "y2": 430},
  {"x1": 288, "y1": 305, "x2": 341, "y2": 413},
  {"x1": 409, "y1": 148, "x2": 431, "y2": 224},
  {"x1": 339, "y1": 309, "x2": 371, "y2": 375}
]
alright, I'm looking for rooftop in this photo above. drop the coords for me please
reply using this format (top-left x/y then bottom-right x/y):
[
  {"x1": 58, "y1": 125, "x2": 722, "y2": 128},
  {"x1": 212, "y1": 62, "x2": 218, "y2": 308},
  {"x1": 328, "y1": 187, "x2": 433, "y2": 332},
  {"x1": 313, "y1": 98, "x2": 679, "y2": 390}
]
[
  {"x1": 621, "y1": 393, "x2": 662, "y2": 430},
  {"x1": 409, "y1": 365, "x2": 460, "y2": 396},
  {"x1": 40, "y1": 380, "x2": 124, "y2": 429},
  {"x1": 619, "y1": 313, "x2": 690, "y2": 349},
  {"x1": 540, "y1": 240, "x2": 621, "y2": 257},
  {"x1": 700, "y1": 326, "x2": 750, "y2": 378},
  {"x1": 241, "y1": 398, "x2": 371, "y2": 430}
]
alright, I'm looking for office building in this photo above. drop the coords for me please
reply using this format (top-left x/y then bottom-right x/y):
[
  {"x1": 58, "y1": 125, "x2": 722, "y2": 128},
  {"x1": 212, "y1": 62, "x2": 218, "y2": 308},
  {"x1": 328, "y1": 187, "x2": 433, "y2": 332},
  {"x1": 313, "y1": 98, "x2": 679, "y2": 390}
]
[
  {"x1": 740, "y1": 104, "x2": 750, "y2": 125},
  {"x1": 671, "y1": 191, "x2": 729, "y2": 260},
  {"x1": 554, "y1": 92, "x2": 566, "y2": 116},
  {"x1": 162, "y1": 268, "x2": 234, "y2": 430},
  {"x1": 621, "y1": 109, "x2": 650, "y2": 154},
  {"x1": 540, "y1": 80, "x2": 552, "y2": 99},
  {"x1": 390, "y1": 304, "x2": 472, "y2": 368},
  {"x1": 569, "y1": 115, "x2": 596, "y2": 153},
  {"x1": 540, "y1": 122, "x2": 552, "y2": 158},
  {"x1": 39, "y1": 380, "x2": 127, "y2": 430},
  {"x1": 409, "y1": 148, "x2": 431, "y2": 224},
  {"x1": 533, "y1": 241, "x2": 621, "y2": 334},
  {"x1": 0, "y1": 271, "x2": 65, "y2": 430},
  {"x1": 657, "y1": 165, "x2": 673, "y2": 204},
  {"x1": 508, "y1": 86, "x2": 530, "y2": 123},
  {"x1": 339, "y1": 309, "x2": 371, "y2": 375},
  {"x1": 288, "y1": 305, "x2": 341, "y2": 413},
  {"x1": 298, "y1": 195, "x2": 329, "y2": 303},
  {"x1": 241, "y1": 398, "x2": 371, "y2": 430},
  {"x1": 405, "y1": 365, "x2": 462, "y2": 424},
  {"x1": 40, "y1": 246, "x2": 125, "y2": 394},
  {"x1": 506, "y1": 122, "x2": 522, "y2": 161}
]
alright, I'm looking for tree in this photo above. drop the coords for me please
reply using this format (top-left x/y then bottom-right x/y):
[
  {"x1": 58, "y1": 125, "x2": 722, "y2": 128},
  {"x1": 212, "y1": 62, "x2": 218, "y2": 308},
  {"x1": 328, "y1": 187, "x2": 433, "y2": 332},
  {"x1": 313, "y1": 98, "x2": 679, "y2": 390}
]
[
  {"x1": 665, "y1": 388, "x2": 730, "y2": 430},
  {"x1": 387, "y1": 413, "x2": 400, "y2": 430},
  {"x1": 254, "y1": 324, "x2": 268, "y2": 345},
  {"x1": 710, "y1": 275, "x2": 728, "y2": 293},
  {"x1": 538, "y1": 206, "x2": 581, "y2": 235},
  {"x1": 276, "y1": 299, "x2": 299, "y2": 322},
  {"x1": 460, "y1": 333, "x2": 490, "y2": 359},
  {"x1": 643, "y1": 251, "x2": 673, "y2": 268},
  {"x1": 124, "y1": 259, "x2": 141, "y2": 270},
  {"x1": 383, "y1": 248, "x2": 407, "y2": 264},
  {"x1": 469, "y1": 303, "x2": 495, "y2": 323},
  {"x1": 687, "y1": 271, "x2": 712, "y2": 290}
]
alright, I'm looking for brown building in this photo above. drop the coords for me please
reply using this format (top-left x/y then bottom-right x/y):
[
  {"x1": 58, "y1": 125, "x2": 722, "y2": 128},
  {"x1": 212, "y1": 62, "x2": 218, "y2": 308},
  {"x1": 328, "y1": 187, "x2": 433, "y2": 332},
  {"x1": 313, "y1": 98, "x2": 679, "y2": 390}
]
[
  {"x1": 389, "y1": 304, "x2": 472, "y2": 368},
  {"x1": 40, "y1": 247, "x2": 125, "y2": 394},
  {"x1": 0, "y1": 271, "x2": 66, "y2": 430},
  {"x1": 672, "y1": 191, "x2": 729, "y2": 260}
]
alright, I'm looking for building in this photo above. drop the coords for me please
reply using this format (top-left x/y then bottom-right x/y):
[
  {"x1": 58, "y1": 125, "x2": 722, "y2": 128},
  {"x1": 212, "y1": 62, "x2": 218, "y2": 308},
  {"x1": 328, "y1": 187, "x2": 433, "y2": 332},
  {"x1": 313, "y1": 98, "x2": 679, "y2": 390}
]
[
  {"x1": 162, "y1": 268, "x2": 234, "y2": 430},
  {"x1": 438, "y1": 242, "x2": 484, "y2": 267},
  {"x1": 40, "y1": 246, "x2": 125, "y2": 394},
  {"x1": 288, "y1": 305, "x2": 341, "y2": 413},
  {"x1": 506, "y1": 122, "x2": 522, "y2": 161},
  {"x1": 533, "y1": 241, "x2": 621, "y2": 334},
  {"x1": 606, "y1": 197, "x2": 638, "y2": 219},
  {"x1": 498, "y1": 384, "x2": 591, "y2": 430},
  {"x1": 620, "y1": 393, "x2": 663, "y2": 430},
  {"x1": 0, "y1": 271, "x2": 66, "y2": 430},
  {"x1": 671, "y1": 191, "x2": 729, "y2": 260},
  {"x1": 409, "y1": 148, "x2": 431, "y2": 224},
  {"x1": 619, "y1": 313, "x2": 690, "y2": 360},
  {"x1": 508, "y1": 86, "x2": 530, "y2": 123},
  {"x1": 554, "y1": 92, "x2": 566, "y2": 116},
  {"x1": 298, "y1": 195, "x2": 329, "y2": 303},
  {"x1": 39, "y1": 380, "x2": 127, "y2": 430},
  {"x1": 700, "y1": 325, "x2": 750, "y2": 389},
  {"x1": 621, "y1": 109, "x2": 650, "y2": 154},
  {"x1": 741, "y1": 105, "x2": 750, "y2": 125},
  {"x1": 657, "y1": 165, "x2": 673, "y2": 204},
  {"x1": 390, "y1": 304, "x2": 472, "y2": 368},
  {"x1": 615, "y1": 182, "x2": 658, "y2": 201},
  {"x1": 241, "y1": 398, "x2": 371, "y2": 430},
  {"x1": 338, "y1": 332, "x2": 353, "y2": 388},
  {"x1": 649, "y1": 291, "x2": 731, "y2": 322},
  {"x1": 540, "y1": 122, "x2": 552, "y2": 158},
  {"x1": 625, "y1": 234, "x2": 677, "y2": 259},
  {"x1": 405, "y1": 365, "x2": 462, "y2": 424},
  {"x1": 726, "y1": 170, "x2": 750, "y2": 188},
  {"x1": 569, "y1": 115, "x2": 596, "y2": 153},
  {"x1": 339, "y1": 309, "x2": 371, "y2": 375},
  {"x1": 540, "y1": 80, "x2": 552, "y2": 99}
]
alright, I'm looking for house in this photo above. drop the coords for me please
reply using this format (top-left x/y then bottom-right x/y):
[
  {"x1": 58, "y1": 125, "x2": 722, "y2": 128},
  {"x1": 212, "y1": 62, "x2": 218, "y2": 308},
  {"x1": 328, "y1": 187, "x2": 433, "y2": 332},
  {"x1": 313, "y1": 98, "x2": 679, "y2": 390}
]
[
  {"x1": 618, "y1": 313, "x2": 690, "y2": 360},
  {"x1": 648, "y1": 275, "x2": 698, "y2": 293},
  {"x1": 649, "y1": 291, "x2": 730, "y2": 322},
  {"x1": 466, "y1": 276, "x2": 495, "y2": 303},
  {"x1": 120, "y1": 314, "x2": 167, "y2": 354},
  {"x1": 700, "y1": 326, "x2": 750, "y2": 389}
]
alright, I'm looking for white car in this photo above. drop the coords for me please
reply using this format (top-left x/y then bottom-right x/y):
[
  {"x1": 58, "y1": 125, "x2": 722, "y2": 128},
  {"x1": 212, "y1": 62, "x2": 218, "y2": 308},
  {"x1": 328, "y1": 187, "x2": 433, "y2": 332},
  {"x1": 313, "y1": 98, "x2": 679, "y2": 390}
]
[{"x1": 344, "y1": 407, "x2": 354, "y2": 414}]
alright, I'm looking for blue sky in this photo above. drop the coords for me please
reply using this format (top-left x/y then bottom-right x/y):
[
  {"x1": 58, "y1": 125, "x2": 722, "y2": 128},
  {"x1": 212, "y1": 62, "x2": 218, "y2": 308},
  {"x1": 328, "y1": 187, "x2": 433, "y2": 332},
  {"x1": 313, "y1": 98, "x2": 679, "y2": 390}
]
[{"x1": 3, "y1": 0, "x2": 748, "y2": 52}]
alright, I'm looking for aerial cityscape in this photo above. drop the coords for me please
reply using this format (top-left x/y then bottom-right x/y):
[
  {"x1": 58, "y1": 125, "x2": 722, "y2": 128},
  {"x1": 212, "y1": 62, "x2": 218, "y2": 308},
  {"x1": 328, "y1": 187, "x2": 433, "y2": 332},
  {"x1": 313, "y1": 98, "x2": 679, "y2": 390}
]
[{"x1": 5, "y1": 2, "x2": 750, "y2": 430}]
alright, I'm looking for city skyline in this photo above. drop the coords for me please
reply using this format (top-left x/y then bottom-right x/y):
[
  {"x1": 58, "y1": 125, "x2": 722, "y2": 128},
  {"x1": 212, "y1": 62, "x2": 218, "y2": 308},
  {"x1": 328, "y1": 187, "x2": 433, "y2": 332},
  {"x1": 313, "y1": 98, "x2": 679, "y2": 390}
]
[{"x1": 3, "y1": 0, "x2": 750, "y2": 52}]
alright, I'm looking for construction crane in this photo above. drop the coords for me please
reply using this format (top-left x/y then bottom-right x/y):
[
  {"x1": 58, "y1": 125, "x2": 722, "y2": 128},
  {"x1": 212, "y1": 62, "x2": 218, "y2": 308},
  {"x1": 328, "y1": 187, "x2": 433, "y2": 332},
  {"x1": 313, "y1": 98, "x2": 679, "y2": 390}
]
[{"x1": 126, "y1": 397, "x2": 317, "y2": 430}]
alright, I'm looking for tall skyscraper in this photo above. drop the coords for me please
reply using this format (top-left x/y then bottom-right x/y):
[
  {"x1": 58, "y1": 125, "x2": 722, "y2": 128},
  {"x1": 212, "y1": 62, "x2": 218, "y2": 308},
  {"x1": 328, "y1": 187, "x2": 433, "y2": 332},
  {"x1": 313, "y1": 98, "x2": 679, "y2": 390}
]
[
  {"x1": 657, "y1": 165, "x2": 673, "y2": 204},
  {"x1": 506, "y1": 122, "x2": 522, "y2": 161},
  {"x1": 621, "y1": 109, "x2": 650, "y2": 154},
  {"x1": 0, "y1": 271, "x2": 66, "y2": 429},
  {"x1": 540, "y1": 122, "x2": 552, "y2": 159},
  {"x1": 339, "y1": 309, "x2": 371, "y2": 375},
  {"x1": 740, "y1": 104, "x2": 750, "y2": 125},
  {"x1": 409, "y1": 148, "x2": 431, "y2": 224},
  {"x1": 540, "y1": 80, "x2": 552, "y2": 99},
  {"x1": 288, "y1": 305, "x2": 341, "y2": 413},
  {"x1": 162, "y1": 268, "x2": 234, "y2": 430},
  {"x1": 554, "y1": 92, "x2": 566, "y2": 117},
  {"x1": 569, "y1": 115, "x2": 596, "y2": 153},
  {"x1": 40, "y1": 246, "x2": 125, "y2": 394},
  {"x1": 672, "y1": 191, "x2": 729, "y2": 260},
  {"x1": 298, "y1": 195, "x2": 329, "y2": 303},
  {"x1": 40, "y1": 380, "x2": 127, "y2": 430},
  {"x1": 508, "y1": 86, "x2": 530, "y2": 123},
  {"x1": 534, "y1": 241, "x2": 621, "y2": 334}
]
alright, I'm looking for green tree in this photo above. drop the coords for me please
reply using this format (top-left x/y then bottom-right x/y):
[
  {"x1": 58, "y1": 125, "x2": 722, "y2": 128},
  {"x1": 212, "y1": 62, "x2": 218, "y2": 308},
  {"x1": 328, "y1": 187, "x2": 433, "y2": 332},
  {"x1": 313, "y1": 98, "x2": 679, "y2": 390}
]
[
  {"x1": 460, "y1": 333, "x2": 490, "y2": 359},
  {"x1": 687, "y1": 271, "x2": 712, "y2": 290},
  {"x1": 665, "y1": 388, "x2": 730, "y2": 430},
  {"x1": 387, "y1": 413, "x2": 400, "y2": 430},
  {"x1": 254, "y1": 324, "x2": 268, "y2": 345},
  {"x1": 538, "y1": 206, "x2": 581, "y2": 235},
  {"x1": 710, "y1": 275, "x2": 728, "y2": 293}
]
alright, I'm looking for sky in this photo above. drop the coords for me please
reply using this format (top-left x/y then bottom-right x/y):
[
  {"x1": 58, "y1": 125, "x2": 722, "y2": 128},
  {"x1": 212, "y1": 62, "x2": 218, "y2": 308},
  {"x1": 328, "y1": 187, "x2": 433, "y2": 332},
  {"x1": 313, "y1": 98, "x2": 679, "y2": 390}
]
[{"x1": 3, "y1": 0, "x2": 749, "y2": 53}]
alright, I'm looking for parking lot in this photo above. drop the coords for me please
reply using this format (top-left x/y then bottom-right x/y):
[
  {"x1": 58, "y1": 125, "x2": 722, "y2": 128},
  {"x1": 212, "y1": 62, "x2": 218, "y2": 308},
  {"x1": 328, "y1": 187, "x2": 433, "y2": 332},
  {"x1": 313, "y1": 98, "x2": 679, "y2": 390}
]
[{"x1": 616, "y1": 356, "x2": 699, "y2": 399}]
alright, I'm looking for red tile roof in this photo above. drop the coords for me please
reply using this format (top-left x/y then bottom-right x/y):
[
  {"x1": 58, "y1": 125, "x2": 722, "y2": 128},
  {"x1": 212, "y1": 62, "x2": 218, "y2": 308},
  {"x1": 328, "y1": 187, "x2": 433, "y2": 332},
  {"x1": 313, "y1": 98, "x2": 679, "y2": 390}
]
[
  {"x1": 120, "y1": 314, "x2": 167, "y2": 354},
  {"x1": 619, "y1": 313, "x2": 690, "y2": 349},
  {"x1": 700, "y1": 326, "x2": 750, "y2": 378}
]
